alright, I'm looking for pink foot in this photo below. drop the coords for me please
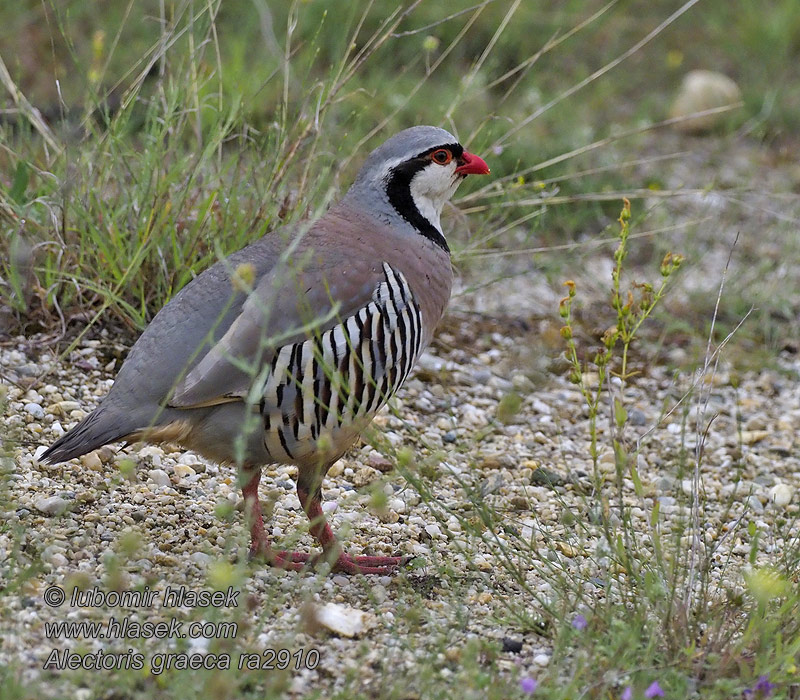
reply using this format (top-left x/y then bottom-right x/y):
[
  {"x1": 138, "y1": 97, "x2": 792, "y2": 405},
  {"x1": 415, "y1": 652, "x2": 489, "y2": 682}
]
[
  {"x1": 251, "y1": 546, "x2": 410, "y2": 575},
  {"x1": 271, "y1": 551, "x2": 310, "y2": 571},
  {"x1": 248, "y1": 545, "x2": 309, "y2": 571},
  {"x1": 331, "y1": 553, "x2": 411, "y2": 575}
]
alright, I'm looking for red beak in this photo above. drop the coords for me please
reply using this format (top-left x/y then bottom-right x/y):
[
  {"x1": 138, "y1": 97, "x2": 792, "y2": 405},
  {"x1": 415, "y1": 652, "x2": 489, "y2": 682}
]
[{"x1": 455, "y1": 151, "x2": 490, "y2": 176}]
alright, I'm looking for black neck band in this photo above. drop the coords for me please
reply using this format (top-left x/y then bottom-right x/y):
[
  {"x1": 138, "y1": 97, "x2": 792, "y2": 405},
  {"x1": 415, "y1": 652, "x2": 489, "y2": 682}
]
[{"x1": 384, "y1": 143, "x2": 462, "y2": 254}]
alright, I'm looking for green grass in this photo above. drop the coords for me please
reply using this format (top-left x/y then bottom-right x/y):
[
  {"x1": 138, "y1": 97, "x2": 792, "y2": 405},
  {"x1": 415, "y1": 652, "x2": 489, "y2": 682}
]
[
  {"x1": 2, "y1": 1, "x2": 800, "y2": 699},
  {"x1": 2, "y1": 0, "x2": 798, "y2": 334}
]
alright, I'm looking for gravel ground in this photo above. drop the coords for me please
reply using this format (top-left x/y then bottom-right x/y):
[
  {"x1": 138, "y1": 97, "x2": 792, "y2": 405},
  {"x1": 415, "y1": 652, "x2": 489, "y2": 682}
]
[{"x1": 1, "y1": 132, "x2": 800, "y2": 697}]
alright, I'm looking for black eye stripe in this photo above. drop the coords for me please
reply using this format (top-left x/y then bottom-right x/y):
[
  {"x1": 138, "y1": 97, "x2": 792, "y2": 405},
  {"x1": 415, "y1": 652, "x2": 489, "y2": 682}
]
[{"x1": 414, "y1": 142, "x2": 463, "y2": 161}]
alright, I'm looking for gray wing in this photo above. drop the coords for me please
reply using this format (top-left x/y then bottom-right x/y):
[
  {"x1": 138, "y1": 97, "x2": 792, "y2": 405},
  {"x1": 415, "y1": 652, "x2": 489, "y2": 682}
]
[{"x1": 167, "y1": 242, "x2": 383, "y2": 409}]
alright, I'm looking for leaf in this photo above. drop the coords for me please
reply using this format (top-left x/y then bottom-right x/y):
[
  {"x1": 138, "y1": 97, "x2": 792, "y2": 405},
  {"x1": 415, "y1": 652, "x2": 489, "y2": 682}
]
[
  {"x1": 650, "y1": 499, "x2": 660, "y2": 527},
  {"x1": 614, "y1": 397, "x2": 628, "y2": 429},
  {"x1": 629, "y1": 459, "x2": 644, "y2": 496},
  {"x1": 9, "y1": 161, "x2": 29, "y2": 204}
]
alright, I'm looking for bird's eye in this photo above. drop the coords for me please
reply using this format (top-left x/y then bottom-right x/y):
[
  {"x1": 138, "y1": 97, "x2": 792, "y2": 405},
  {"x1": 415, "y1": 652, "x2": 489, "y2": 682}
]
[{"x1": 431, "y1": 149, "x2": 452, "y2": 165}]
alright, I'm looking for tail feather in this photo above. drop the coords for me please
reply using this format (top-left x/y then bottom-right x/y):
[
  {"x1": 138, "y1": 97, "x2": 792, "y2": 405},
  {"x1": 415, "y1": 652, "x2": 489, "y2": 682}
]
[{"x1": 39, "y1": 408, "x2": 131, "y2": 464}]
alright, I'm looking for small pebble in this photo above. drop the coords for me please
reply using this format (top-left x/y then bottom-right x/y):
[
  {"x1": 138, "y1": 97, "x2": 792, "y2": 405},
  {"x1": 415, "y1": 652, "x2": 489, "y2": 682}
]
[
  {"x1": 670, "y1": 69, "x2": 742, "y2": 133},
  {"x1": 80, "y1": 452, "x2": 103, "y2": 471},
  {"x1": 315, "y1": 603, "x2": 370, "y2": 638},
  {"x1": 49, "y1": 553, "x2": 69, "y2": 568},
  {"x1": 388, "y1": 498, "x2": 406, "y2": 514},
  {"x1": 191, "y1": 552, "x2": 211, "y2": 566},
  {"x1": 533, "y1": 653, "x2": 550, "y2": 666},
  {"x1": 502, "y1": 638, "x2": 523, "y2": 653},
  {"x1": 425, "y1": 523, "x2": 442, "y2": 538},
  {"x1": 34, "y1": 496, "x2": 69, "y2": 516},
  {"x1": 148, "y1": 469, "x2": 172, "y2": 487},
  {"x1": 770, "y1": 484, "x2": 793, "y2": 507},
  {"x1": 24, "y1": 403, "x2": 45, "y2": 419},
  {"x1": 747, "y1": 495, "x2": 764, "y2": 514},
  {"x1": 174, "y1": 464, "x2": 196, "y2": 479},
  {"x1": 328, "y1": 460, "x2": 345, "y2": 477}
]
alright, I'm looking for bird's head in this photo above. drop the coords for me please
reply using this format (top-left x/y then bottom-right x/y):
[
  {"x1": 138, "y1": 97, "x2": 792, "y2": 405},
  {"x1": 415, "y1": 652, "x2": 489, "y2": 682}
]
[{"x1": 347, "y1": 126, "x2": 490, "y2": 252}]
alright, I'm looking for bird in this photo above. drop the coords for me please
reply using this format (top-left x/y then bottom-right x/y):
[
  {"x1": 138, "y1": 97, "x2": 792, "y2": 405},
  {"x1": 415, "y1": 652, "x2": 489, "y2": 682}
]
[{"x1": 41, "y1": 125, "x2": 490, "y2": 575}]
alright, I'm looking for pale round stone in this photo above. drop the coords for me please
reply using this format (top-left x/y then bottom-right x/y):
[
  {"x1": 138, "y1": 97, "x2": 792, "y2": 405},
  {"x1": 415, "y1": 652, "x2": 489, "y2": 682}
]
[
  {"x1": 670, "y1": 70, "x2": 741, "y2": 133},
  {"x1": 770, "y1": 484, "x2": 794, "y2": 508}
]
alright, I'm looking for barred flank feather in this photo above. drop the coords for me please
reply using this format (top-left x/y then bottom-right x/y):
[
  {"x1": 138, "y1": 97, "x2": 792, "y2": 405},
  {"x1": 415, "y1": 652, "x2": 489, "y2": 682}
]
[{"x1": 258, "y1": 263, "x2": 424, "y2": 461}]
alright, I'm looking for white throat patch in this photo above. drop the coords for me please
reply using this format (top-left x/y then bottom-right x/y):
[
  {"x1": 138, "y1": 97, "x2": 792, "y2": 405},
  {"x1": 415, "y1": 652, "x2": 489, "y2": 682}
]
[{"x1": 408, "y1": 162, "x2": 459, "y2": 233}]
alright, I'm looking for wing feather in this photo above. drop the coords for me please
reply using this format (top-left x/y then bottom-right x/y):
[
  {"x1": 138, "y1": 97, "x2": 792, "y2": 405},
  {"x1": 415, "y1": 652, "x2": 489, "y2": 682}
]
[{"x1": 168, "y1": 252, "x2": 382, "y2": 409}]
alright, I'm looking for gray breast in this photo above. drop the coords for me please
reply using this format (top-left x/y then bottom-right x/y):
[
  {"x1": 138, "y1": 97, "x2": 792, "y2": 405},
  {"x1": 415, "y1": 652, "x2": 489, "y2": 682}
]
[{"x1": 257, "y1": 263, "x2": 424, "y2": 463}]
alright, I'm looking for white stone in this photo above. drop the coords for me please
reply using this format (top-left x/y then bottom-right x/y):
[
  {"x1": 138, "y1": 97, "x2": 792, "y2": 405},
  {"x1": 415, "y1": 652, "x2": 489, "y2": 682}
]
[
  {"x1": 34, "y1": 496, "x2": 69, "y2": 516},
  {"x1": 747, "y1": 495, "x2": 764, "y2": 514},
  {"x1": 148, "y1": 469, "x2": 171, "y2": 487},
  {"x1": 424, "y1": 523, "x2": 442, "y2": 538},
  {"x1": 530, "y1": 398, "x2": 552, "y2": 415},
  {"x1": 533, "y1": 653, "x2": 551, "y2": 666},
  {"x1": 389, "y1": 498, "x2": 406, "y2": 514},
  {"x1": 49, "y1": 553, "x2": 69, "y2": 568},
  {"x1": 80, "y1": 452, "x2": 103, "y2": 471},
  {"x1": 416, "y1": 352, "x2": 444, "y2": 372},
  {"x1": 770, "y1": 484, "x2": 793, "y2": 508},
  {"x1": 315, "y1": 602, "x2": 370, "y2": 638},
  {"x1": 191, "y1": 552, "x2": 211, "y2": 566},
  {"x1": 670, "y1": 70, "x2": 741, "y2": 133},
  {"x1": 174, "y1": 464, "x2": 196, "y2": 479},
  {"x1": 46, "y1": 400, "x2": 80, "y2": 415}
]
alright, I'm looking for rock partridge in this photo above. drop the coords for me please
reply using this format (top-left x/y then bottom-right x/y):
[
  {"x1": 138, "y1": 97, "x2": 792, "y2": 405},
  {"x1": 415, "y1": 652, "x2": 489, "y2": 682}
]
[{"x1": 41, "y1": 126, "x2": 490, "y2": 574}]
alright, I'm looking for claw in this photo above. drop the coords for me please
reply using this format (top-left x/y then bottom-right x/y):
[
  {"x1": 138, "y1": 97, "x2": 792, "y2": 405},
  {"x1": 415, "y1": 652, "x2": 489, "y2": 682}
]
[
  {"x1": 331, "y1": 553, "x2": 410, "y2": 575},
  {"x1": 251, "y1": 545, "x2": 411, "y2": 575}
]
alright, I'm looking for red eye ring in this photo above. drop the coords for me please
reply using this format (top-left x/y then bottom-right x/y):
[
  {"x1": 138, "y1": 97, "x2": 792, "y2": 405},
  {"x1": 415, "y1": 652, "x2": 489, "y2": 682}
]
[{"x1": 431, "y1": 149, "x2": 452, "y2": 165}]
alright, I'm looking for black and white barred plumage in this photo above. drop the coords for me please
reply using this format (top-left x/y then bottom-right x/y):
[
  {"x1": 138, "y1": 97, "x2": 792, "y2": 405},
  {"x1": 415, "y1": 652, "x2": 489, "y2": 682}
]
[{"x1": 258, "y1": 263, "x2": 423, "y2": 462}]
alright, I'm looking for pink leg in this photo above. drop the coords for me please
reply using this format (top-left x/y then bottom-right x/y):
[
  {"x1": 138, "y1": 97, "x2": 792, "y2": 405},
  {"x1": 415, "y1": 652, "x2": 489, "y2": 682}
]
[
  {"x1": 297, "y1": 484, "x2": 409, "y2": 575},
  {"x1": 242, "y1": 468, "x2": 308, "y2": 572},
  {"x1": 242, "y1": 467, "x2": 409, "y2": 575}
]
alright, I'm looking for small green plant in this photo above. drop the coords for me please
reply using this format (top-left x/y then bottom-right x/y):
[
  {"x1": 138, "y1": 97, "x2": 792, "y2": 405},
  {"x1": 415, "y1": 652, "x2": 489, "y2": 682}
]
[{"x1": 559, "y1": 198, "x2": 684, "y2": 486}]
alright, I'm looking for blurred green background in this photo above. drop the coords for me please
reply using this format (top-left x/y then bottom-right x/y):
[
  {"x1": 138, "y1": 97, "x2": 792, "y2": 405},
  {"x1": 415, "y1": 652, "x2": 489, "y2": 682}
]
[
  {"x1": 0, "y1": 0, "x2": 798, "y2": 332},
  {"x1": 4, "y1": 0, "x2": 799, "y2": 147}
]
